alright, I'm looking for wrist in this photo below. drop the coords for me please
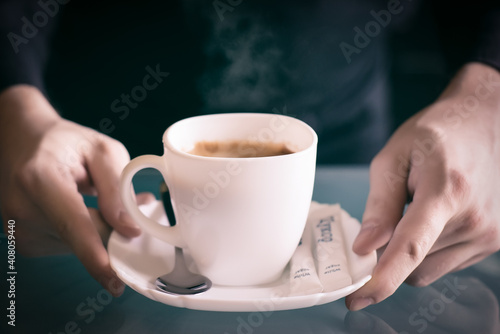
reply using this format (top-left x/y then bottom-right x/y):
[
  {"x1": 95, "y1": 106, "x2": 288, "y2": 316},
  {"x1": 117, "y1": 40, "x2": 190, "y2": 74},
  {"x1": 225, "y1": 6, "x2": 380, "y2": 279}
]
[
  {"x1": 438, "y1": 62, "x2": 500, "y2": 108},
  {"x1": 0, "y1": 84, "x2": 61, "y2": 131}
]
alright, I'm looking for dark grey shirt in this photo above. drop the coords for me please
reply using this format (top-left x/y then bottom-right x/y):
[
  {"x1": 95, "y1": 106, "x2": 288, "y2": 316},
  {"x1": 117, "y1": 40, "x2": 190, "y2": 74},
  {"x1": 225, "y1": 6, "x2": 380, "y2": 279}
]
[{"x1": 1, "y1": 0, "x2": 499, "y2": 163}]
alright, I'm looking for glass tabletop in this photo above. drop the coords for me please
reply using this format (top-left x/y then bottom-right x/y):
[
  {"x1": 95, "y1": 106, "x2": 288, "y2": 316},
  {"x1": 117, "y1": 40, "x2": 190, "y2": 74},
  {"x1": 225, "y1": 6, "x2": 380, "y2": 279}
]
[{"x1": 1, "y1": 166, "x2": 499, "y2": 334}]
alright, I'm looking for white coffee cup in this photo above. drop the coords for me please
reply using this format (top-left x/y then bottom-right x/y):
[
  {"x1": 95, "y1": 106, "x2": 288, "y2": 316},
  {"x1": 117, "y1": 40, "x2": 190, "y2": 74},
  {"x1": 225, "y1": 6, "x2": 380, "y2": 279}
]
[{"x1": 120, "y1": 113, "x2": 317, "y2": 286}]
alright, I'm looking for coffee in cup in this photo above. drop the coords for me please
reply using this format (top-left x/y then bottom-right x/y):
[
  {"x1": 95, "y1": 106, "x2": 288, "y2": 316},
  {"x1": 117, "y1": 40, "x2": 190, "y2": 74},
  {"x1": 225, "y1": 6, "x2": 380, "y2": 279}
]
[{"x1": 188, "y1": 140, "x2": 294, "y2": 158}]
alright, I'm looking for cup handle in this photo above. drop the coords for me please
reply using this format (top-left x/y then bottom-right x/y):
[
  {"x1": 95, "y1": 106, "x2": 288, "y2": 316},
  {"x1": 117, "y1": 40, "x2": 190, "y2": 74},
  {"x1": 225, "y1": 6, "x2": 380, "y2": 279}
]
[{"x1": 120, "y1": 154, "x2": 186, "y2": 248}]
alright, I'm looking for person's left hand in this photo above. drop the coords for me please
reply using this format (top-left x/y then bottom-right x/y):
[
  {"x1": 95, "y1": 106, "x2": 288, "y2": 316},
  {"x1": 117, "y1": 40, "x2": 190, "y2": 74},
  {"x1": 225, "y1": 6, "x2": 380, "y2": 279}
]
[{"x1": 346, "y1": 62, "x2": 500, "y2": 311}]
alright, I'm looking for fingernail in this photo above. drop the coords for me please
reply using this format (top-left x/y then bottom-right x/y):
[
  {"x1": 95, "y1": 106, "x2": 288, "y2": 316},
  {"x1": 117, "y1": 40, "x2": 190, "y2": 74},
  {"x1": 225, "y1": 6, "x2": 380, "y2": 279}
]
[
  {"x1": 345, "y1": 311, "x2": 375, "y2": 331},
  {"x1": 349, "y1": 297, "x2": 374, "y2": 311},
  {"x1": 359, "y1": 221, "x2": 376, "y2": 237},
  {"x1": 353, "y1": 222, "x2": 375, "y2": 250}
]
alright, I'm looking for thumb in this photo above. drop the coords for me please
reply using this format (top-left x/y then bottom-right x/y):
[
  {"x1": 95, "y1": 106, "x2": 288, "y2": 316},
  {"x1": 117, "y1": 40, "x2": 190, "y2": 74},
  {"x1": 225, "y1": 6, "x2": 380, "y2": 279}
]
[{"x1": 354, "y1": 151, "x2": 408, "y2": 255}]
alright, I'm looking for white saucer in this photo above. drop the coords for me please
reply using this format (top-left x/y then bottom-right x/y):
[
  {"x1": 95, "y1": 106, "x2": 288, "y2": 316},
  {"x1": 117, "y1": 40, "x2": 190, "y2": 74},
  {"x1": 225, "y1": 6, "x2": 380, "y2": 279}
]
[{"x1": 108, "y1": 201, "x2": 377, "y2": 312}]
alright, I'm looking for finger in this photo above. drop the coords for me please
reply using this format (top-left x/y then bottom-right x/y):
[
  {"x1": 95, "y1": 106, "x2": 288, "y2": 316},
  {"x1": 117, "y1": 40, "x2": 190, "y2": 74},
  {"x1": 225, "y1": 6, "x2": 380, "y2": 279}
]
[
  {"x1": 425, "y1": 208, "x2": 487, "y2": 255},
  {"x1": 451, "y1": 253, "x2": 491, "y2": 272},
  {"x1": 75, "y1": 171, "x2": 97, "y2": 196},
  {"x1": 88, "y1": 208, "x2": 112, "y2": 247},
  {"x1": 85, "y1": 138, "x2": 141, "y2": 237},
  {"x1": 78, "y1": 186, "x2": 98, "y2": 196},
  {"x1": 28, "y1": 169, "x2": 125, "y2": 297},
  {"x1": 136, "y1": 192, "x2": 157, "y2": 205},
  {"x1": 347, "y1": 194, "x2": 452, "y2": 311},
  {"x1": 87, "y1": 194, "x2": 155, "y2": 246},
  {"x1": 71, "y1": 163, "x2": 97, "y2": 196},
  {"x1": 405, "y1": 242, "x2": 475, "y2": 286},
  {"x1": 354, "y1": 151, "x2": 408, "y2": 255}
]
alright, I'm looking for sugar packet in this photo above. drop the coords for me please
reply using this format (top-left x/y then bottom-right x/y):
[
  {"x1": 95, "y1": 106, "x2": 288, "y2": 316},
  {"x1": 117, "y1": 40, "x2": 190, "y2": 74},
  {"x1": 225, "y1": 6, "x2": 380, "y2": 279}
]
[
  {"x1": 288, "y1": 206, "x2": 324, "y2": 296},
  {"x1": 311, "y1": 203, "x2": 352, "y2": 292}
]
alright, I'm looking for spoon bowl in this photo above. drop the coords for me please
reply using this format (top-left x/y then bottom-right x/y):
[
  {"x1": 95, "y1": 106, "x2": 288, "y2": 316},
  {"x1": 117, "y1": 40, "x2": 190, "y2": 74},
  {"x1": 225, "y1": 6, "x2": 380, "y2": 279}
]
[{"x1": 155, "y1": 246, "x2": 212, "y2": 295}]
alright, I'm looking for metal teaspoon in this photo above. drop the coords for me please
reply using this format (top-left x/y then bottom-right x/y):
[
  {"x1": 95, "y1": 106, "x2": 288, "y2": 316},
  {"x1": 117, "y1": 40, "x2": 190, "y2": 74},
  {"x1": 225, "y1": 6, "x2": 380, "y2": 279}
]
[{"x1": 155, "y1": 182, "x2": 212, "y2": 295}]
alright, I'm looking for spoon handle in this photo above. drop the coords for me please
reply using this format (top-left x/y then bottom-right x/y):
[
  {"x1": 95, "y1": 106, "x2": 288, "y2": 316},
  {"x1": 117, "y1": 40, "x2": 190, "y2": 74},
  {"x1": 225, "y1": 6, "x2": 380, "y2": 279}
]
[
  {"x1": 160, "y1": 181, "x2": 177, "y2": 227},
  {"x1": 161, "y1": 183, "x2": 190, "y2": 271}
]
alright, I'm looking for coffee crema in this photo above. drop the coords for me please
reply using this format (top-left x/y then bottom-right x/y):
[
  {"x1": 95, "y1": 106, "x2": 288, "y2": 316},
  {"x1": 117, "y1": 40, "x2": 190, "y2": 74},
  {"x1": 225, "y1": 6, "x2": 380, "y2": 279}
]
[{"x1": 188, "y1": 140, "x2": 295, "y2": 158}]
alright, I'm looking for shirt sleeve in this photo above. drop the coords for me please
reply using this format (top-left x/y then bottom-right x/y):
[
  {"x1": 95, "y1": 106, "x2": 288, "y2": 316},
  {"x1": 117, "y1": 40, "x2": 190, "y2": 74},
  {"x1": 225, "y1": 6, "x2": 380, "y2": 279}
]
[
  {"x1": 432, "y1": 1, "x2": 500, "y2": 73},
  {"x1": 0, "y1": 0, "x2": 62, "y2": 94},
  {"x1": 470, "y1": 7, "x2": 500, "y2": 71}
]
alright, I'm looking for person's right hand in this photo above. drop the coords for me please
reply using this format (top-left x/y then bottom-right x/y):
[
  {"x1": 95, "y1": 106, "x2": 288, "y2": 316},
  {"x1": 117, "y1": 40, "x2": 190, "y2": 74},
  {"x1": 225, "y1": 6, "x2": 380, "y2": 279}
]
[{"x1": 0, "y1": 85, "x2": 150, "y2": 296}]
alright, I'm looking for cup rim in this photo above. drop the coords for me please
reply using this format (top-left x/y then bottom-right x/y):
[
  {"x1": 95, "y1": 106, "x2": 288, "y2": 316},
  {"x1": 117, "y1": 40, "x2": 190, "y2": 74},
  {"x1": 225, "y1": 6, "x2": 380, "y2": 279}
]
[{"x1": 162, "y1": 113, "x2": 318, "y2": 161}]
